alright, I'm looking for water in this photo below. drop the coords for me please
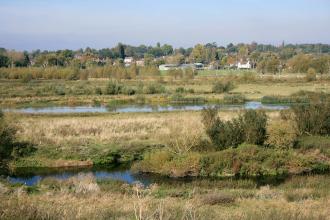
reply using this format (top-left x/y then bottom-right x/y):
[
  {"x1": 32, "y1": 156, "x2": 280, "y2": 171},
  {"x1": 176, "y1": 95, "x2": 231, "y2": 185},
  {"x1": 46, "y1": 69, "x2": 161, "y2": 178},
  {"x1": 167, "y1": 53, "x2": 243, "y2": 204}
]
[
  {"x1": 5, "y1": 167, "x2": 153, "y2": 186},
  {"x1": 3, "y1": 167, "x2": 288, "y2": 187},
  {"x1": 5, "y1": 102, "x2": 289, "y2": 114}
]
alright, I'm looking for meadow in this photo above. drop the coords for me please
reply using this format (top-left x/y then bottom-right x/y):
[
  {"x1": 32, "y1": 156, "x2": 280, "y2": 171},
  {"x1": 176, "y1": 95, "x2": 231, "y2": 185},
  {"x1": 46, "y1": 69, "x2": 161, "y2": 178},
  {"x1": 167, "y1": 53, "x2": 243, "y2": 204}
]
[
  {"x1": 1, "y1": 70, "x2": 330, "y2": 220},
  {"x1": 1, "y1": 71, "x2": 330, "y2": 108}
]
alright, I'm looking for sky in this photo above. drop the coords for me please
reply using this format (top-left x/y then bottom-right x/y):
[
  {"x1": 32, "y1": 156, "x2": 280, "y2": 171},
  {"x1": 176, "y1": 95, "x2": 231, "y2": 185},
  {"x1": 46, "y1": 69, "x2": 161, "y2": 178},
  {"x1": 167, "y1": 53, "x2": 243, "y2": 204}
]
[{"x1": 0, "y1": 0, "x2": 330, "y2": 51}]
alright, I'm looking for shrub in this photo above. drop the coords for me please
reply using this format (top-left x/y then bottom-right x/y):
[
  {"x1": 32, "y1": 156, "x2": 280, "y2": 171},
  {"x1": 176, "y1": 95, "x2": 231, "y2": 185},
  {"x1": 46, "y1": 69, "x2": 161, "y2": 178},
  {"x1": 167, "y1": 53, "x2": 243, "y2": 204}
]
[
  {"x1": 132, "y1": 150, "x2": 201, "y2": 177},
  {"x1": 55, "y1": 86, "x2": 66, "y2": 96},
  {"x1": 212, "y1": 81, "x2": 235, "y2": 94},
  {"x1": 201, "y1": 108, "x2": 267, "y2": 149},
  {"x1": 201, "y1": 107, "x2": 218, "y2": 128},
  {"x1": 121, "y1": 86, "x2": 136, "y2": 96},
  {"x1": 296, "y1": 136, "x2": 330, "y2": 151},
  {"x1": 21, "y1": 73, "x2": 33, "y2": 83},
  {"x1": 292, "y1": 101, "x2": 330, "y2": 135},
  {"x1": 164, "y1": 122, "x2": 203, "y2": 155},
  {"x1": 266, "y1": 120, "x2": 298, "y2": 149},
  {"x1": 206, "y1": 117, "x2": 245, "y2": 150},
  {"x1": 144, "y1": 83, "x2": 165, "y2": 94},
  {"x1": 242, "y1": 110, "x2": 267, "y2": 145},
  {"x1": 305, "y1": 68, "x2": 317, "y2": 82},
  {"x1": 223, "y1": 94, "x2": 246, "y2": 104},
  {"x1": 106, "y1": 80, "x2": 122, "y2": 95},
  {"x1": 201, "y1": 192, "x2": 235, "y2": 205},
  {"x1": 0, "y1": 111, "x2": 17, "y2": 160},
  {"x1": 66, "y1": 67, "x2": 80, "y2": 80},
  {"x1": 94, "y1": 87, "x2": 103, "y2": 95},
  {"x1": 175, "y1": 87, "x2": 185, "y2": 93},
  {"x1": 202, "y1": 107, "x2": 244, "y2": 150}
]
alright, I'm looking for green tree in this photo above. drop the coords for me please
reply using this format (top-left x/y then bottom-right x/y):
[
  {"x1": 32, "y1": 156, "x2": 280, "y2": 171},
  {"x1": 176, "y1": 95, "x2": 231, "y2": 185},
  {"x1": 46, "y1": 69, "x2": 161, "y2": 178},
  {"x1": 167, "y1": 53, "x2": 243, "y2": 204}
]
[
  {"x1": 190, "y1": 44, "x2": 206, "y2": 63},
  {"x1": 0, "y1": 54, "x2": 9, "y2": 67},
  {"x1": 116, "y1": 43, "x2": 126, "y2": 59}
]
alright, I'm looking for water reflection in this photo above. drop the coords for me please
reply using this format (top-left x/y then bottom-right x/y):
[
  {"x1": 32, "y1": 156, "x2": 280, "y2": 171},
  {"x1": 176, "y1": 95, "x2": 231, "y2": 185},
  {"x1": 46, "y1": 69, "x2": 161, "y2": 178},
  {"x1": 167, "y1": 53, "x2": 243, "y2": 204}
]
[{"x1": 5, "y1": 102, "x2": 289, "y2": 114}]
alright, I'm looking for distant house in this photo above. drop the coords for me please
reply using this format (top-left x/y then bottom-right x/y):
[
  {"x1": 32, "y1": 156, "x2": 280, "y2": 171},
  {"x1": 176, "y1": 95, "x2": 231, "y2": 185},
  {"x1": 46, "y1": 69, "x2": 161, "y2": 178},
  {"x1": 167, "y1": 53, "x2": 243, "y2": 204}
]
[
  {"x1": 136, "y1": 59, "x2": 145, "y2": 67},
  {"x1": 237, "y1": 60, "x2": 251, "y2": 69},
  {"x1": 124, "y1": 57, "x2": 134, "y2": 67}
]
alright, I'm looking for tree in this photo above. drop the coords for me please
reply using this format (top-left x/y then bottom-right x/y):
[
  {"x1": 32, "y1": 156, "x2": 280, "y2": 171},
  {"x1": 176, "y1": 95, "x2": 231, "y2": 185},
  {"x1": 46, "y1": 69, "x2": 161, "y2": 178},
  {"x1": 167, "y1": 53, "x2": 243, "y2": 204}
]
[
  {"x1": 0, "y1": 54, "x2": 9, "y2": 67},
  {"x1": 311, "y1": 56, "x2": 329, "y2": 74},
  {"x1": 144, "y1": 53, "x2": 155, "y2": 66},
  {"x1": 287, "y1": 54, "x2": 312, "y2": 73},
  {"x1": 257, "y1": 53, "x2": 280, "y2": 74},
  {"x1": 166, "y1": 53, "x2": 185, "y2": 65},
  {"x1": 116, "y1": 43, "x2": 126, "y2": 59},
  {"x1": 161, "y1": 44, "x2": 173, "y2": 56},
  {"x1": 6, "y1": 50, "x2": 25, "y2": 67},
  {"x1": 190, "y1": 44, "x2": 206, "y2": 63}
]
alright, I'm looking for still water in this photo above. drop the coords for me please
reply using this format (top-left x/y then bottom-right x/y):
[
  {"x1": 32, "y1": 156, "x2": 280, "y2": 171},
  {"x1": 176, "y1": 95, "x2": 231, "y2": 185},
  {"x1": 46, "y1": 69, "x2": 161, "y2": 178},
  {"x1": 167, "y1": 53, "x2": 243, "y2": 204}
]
[{"x1": 6, "y1": 102, "x2": 289, "y2": 114}]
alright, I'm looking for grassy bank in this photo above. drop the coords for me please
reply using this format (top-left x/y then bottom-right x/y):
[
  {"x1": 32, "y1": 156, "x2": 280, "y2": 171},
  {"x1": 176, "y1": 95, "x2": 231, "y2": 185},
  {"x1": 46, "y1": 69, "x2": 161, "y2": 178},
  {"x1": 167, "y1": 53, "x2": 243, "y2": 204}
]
[
  {"x1": 0, "y1": 174, "x2": 329, "y2": 220},
  {"x1": 132, "y1": 142, "x2": 330, "y2": 178}
]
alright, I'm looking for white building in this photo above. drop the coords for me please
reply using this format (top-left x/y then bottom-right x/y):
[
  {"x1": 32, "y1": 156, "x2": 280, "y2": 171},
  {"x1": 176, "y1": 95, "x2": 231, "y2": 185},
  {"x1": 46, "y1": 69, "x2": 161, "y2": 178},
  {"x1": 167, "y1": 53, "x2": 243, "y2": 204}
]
[
  {"x1": 237, "y1": 60, "x2": 251, "y2": 69},
  {"x1": 124, "y1": 57, "x2": 134, "y2": 66}
]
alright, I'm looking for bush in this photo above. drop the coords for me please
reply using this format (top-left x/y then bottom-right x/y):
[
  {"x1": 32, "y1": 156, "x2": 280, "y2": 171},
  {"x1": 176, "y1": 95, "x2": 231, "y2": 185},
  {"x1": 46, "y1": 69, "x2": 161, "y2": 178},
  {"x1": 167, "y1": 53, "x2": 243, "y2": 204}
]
[
  {"x1": 0, "y1": 111, "x2": 17, "y2": 160},
  {"x1": 205, "y1": 117, "x2": 244, "y2": 150},
  {"x1": 212, "y1": 81, "x2": 235, "y2": 94},
  {"x1": 296, "y1": 136, "x2": 330, "y2": 151},
  {"x1": 292, "y1": 101, "x2": 330, "y2": 135},
  {"x1": 144, "y1": 83, "x2": 165, "y2": 94},
  {"x1": 305, "y1": 68, "x2": 317, "y2": 82},
  {"x1": 223, "y1": 94, "x2": 246, "y2": 104},
  {"x1": 94, "y1": 87, "x2": 103, "y2": 95},
  {"x1": 55, "y1": 86, "x2": 66, "y2": 96},
  {"x1": 202, "y1": 107, "x2": 244, "y2": 150},
  {"x1": 201, "y1": 192, "x2": 235, "y2": 205},
  {"x1": 106, "y1": 80, "x2": 122, "y2": 95},
  {"x1": 121, "y1": 86, "x2": 136, "y2": 96},
  {"x1": 202, "y1": 108, "x2": 267, "y2": 149},
  {"x1": 266, "y1": 121, "x2": 298, "y2": 149},
  {"x1": 175, "y1": 87, "x2": 185, "y2": 93},
  {"x1": 242, "y1": 110, "x2": 267, "y2": 145},
  {"x1": 66, "y1": 67, "x2": 80, "y2": 80},
  {"x1": 21, "y1": 73, "x2": 33, "y2": 83}
]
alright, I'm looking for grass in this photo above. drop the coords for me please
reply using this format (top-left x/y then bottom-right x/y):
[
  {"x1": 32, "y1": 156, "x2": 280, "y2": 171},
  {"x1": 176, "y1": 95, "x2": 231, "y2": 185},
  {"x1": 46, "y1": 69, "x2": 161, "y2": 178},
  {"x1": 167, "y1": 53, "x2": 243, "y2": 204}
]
[
  {"x1": 1, "y1": 75, "x2": 330, "y2": 107},
  {"x1": 132, "y1": 144, "x2": 330, "y2": 178},
  {"x1": 0, "y1": 174, "x2": 329, "y2": 220}
]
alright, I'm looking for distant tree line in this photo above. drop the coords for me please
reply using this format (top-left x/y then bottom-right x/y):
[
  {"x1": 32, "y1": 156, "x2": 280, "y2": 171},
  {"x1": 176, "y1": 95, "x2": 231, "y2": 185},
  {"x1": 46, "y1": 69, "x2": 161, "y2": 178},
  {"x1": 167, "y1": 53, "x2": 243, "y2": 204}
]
[{"x1": 0, "y1": 42, "x2": 330, "y2": 76}]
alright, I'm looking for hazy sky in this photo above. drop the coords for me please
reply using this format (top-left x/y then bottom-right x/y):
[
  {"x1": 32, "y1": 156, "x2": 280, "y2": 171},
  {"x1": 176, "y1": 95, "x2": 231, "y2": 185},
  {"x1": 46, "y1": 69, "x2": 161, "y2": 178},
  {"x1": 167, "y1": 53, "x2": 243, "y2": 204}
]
[{"x1": 1, "y1": 0, "x2": 330, "y2": 50}]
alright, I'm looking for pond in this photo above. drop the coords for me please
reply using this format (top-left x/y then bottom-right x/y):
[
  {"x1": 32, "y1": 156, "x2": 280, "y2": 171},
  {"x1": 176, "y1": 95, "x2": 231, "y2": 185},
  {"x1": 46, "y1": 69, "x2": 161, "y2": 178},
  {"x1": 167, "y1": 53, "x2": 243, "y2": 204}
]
[
  {"x1": 5, "y1": 102, "x2": 289, "y2": 114},
  {"x1": 3, "y1": 166, "x2": 288, "y2": 187}
]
